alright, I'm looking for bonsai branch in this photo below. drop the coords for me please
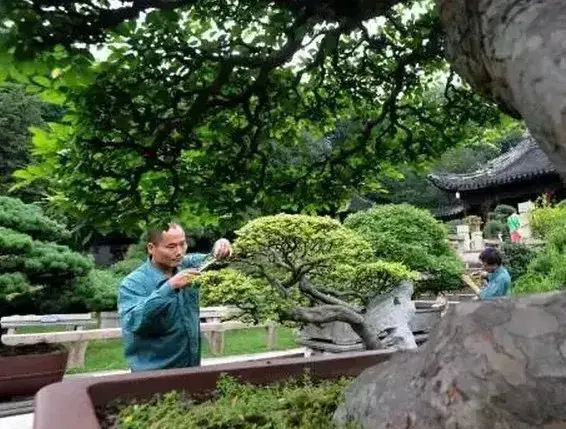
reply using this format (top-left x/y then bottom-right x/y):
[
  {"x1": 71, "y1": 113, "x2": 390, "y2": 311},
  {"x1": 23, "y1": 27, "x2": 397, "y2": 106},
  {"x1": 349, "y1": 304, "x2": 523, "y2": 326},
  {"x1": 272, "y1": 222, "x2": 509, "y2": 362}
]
[
  {"x1": 299, "y1": 278, "x2": 363, "y2": 313},
  {"x1": 290, "y1": 304, "x2": 381, "y2": 350},
  {"x1": 315, "y1": 286, "x2": 366, "y2": 303}
]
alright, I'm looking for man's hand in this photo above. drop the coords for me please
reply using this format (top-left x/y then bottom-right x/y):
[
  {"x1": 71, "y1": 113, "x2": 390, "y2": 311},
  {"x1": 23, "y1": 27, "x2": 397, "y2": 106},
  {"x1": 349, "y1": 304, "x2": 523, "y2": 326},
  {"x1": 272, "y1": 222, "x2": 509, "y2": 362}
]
[
  {"x1": 212, "y1": 238, "x2": 232, "y2": 260},
  {"x1": 168, "y1": 269, "x2": 200, "y2": 290}
]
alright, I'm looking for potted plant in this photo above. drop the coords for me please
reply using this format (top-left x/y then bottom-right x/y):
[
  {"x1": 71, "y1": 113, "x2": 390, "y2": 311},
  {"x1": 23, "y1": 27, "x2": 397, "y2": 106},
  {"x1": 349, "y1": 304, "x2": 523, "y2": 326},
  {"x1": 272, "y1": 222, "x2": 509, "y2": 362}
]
[
  {"x1": 34, "y1": 349, "x2": 397, "y2": 429},
  {"x1": 463, "y1": 215, "x2": 483, "y2": 233},
  {"x1": 197, "y1": 214, "x2": 421, "y2": 352},
  {"x1": 0, "y1": 196, "x2": 94, "y2": 398}
]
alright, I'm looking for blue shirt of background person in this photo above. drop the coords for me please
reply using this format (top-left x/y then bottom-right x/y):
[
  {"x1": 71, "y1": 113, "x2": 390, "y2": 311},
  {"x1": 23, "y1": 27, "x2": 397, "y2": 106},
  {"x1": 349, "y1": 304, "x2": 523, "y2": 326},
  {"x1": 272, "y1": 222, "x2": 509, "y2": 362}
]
[
  {"x1": 478, "y1": 247, "x2": 511, "y2": 300},
  {"x1": 117, "y1": 223, "x2": 232, "y2": 372}
]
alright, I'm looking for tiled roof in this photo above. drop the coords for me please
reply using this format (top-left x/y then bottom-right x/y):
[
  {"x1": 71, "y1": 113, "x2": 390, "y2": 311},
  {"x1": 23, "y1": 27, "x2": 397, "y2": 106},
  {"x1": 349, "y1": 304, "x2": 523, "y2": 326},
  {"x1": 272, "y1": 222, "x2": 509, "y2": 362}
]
[
  {"x1": 427, "y1": 136, "x2": 557, "y2": 192},
  {"x1": 433, "y1": 203, "x2": 465, "y2": 218}
]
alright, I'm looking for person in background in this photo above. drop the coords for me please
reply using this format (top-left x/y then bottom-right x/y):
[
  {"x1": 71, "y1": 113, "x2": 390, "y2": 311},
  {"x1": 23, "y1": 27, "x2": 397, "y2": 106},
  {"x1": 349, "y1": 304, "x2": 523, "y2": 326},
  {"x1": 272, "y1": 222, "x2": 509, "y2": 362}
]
[
  {"x1": 478, "y1": 247, "x2": 511, "y2": 300},
  {"x1": 118, "y1": 223, "x2": 232, "y2": 372},
  {"x1": 507, "y1": 210, "x2": 521, "y2": 243}
]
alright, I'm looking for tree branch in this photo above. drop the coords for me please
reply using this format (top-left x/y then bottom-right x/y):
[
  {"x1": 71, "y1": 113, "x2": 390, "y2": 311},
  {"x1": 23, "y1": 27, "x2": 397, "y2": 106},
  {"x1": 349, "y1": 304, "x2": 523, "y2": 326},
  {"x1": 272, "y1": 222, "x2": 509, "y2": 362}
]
[
  {"x1": 289, "y1": 304, "x2": 381, "y2": 349},
  {"x1": 299, "y1": 278, "x2": 363, "y2": 313}
]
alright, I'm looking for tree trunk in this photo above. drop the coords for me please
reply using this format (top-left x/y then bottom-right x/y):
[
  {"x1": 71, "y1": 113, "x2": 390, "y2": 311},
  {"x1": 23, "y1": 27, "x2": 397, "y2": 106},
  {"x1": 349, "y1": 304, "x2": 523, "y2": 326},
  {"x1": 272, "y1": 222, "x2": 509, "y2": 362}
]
[
  {"x1": 291, "y1": 304, "x2": 383, "y2": 350},
  {"x1": 334, "y1": 291, "x2": 566, "y2": 429},
  {"x1": 350, "y1": 320, "x2": 382, "y2": 350},
  {"x1": 436, "y1": 0, "x2": 566, "y2": 179}
]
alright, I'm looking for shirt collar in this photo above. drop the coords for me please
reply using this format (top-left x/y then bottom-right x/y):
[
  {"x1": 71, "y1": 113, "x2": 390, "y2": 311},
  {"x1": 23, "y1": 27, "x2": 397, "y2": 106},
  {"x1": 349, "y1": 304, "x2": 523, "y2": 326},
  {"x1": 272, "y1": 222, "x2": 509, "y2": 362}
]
[{"x1": 145, "y1": 258, "x2": 179, "y2": 279}]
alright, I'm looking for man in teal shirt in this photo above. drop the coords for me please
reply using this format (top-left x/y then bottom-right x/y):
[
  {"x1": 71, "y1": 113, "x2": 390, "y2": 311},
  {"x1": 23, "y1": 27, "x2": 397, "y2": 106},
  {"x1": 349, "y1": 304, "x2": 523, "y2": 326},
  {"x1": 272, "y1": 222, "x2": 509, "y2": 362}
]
[
  {"x1": 478, "y1": 247, "x2": 511, "y2": 300},
  {"x1": 118, "y1": 223, "x2": 232, "y2": 372}
]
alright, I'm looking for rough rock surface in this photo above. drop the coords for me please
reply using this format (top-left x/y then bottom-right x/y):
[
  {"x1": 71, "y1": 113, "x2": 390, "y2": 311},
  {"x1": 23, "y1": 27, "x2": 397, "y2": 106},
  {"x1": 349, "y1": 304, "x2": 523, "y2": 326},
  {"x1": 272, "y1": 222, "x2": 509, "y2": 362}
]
[
  {"x1": 436, "y1": 0, "x2": 566, "y2": 179},
  {"x1": 334, "y1": 291, "x2": 566, "y2": 428},
  {"x1": 365, "y1": 281, "x2": 417, "y2": 350}
]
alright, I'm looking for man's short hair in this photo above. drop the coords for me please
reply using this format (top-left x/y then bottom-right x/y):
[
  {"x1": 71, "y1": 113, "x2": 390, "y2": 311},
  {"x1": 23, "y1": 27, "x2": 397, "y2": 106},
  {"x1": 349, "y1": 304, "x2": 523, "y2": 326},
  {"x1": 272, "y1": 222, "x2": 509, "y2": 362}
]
[
  {"x1": 146, "y1": 222, "x2": 183, "y2": 244},
  {"x1": 479, "y1": 247, "x2": 503, "y2": 266}
]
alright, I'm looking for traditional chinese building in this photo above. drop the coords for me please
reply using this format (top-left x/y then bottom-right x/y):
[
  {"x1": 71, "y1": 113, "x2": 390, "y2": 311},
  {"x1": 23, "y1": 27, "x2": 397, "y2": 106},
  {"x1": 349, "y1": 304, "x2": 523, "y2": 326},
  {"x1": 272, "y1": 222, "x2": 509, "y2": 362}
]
[{"x1": 428, "y1": 135, "x2": 566, "y2": 219}]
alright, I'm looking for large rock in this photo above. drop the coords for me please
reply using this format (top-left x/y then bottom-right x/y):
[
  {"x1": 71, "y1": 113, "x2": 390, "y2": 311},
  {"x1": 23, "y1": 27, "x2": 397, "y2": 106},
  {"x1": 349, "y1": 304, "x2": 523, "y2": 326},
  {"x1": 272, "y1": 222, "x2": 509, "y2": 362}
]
[
  {"x1": 334, "y1": 291, "x2": 566, "y2": 428},
  {"x1": 300, "y1": 282, "x2": 419, "y2": 348},
  {"x1": 364, "y1": 281, "x2": 417, "y2": 350}
]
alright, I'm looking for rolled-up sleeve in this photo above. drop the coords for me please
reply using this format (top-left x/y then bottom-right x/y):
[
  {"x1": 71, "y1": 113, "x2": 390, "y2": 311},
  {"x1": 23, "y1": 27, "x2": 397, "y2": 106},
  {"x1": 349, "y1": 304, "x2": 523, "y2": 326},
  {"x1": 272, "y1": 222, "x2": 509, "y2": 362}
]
[
  {"x1": 182, "y1": 253, "x2": 208, "y2": 269},
  {"x1": 118, "y1": 277, "x2": 175, "y2": 335},
  {"x1": 479, "y1": 277, "x2": 507, "y2": 300}
]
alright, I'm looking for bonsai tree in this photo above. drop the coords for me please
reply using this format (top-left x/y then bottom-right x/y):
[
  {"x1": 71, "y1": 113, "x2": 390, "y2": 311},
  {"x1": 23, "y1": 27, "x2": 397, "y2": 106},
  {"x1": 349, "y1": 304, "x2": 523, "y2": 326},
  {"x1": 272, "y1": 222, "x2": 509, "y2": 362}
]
[
  {"x1": 0, "y1": 196, "x2": 94, "y2": 335},
  {"x1": 463, "y1": 215, "x2": 482, "y2": 233},
  {"x1": 201, "y1": 214, "x2": 417, "y2": 350},
  {"x1": 483, "y1": 204, "x2": 515, "y2": 240},
  {"x1": 344, "y1": 204, "x2": 464, "y2": 293}
]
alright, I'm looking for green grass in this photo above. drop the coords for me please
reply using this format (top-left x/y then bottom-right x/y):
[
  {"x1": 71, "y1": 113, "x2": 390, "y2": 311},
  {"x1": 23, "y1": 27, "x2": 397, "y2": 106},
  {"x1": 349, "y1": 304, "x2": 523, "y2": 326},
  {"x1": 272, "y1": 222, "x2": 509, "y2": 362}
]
[
  {"x1": 71, "y1": 327, "x2": 297, "y2": 374},
  {"x1": 15, "y1": 325, "x2": 298, "y2": 375}
]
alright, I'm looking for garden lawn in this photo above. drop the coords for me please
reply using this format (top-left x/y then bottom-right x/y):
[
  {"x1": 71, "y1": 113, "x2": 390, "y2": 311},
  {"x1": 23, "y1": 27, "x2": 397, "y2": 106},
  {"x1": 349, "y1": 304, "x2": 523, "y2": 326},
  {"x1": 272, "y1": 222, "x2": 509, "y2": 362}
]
[
  {"x1": 17, "y1": 326, "x2": 297, "y2": 374},
  {"x1": 61, "y1": 327, "x2": 296, "y2": 374}
]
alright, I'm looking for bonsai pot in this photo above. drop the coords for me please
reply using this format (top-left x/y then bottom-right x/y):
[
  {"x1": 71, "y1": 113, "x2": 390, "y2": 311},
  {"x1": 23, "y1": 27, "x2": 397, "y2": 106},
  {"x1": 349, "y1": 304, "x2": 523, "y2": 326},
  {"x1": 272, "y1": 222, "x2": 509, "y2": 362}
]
[
  {"x1": 0, "y1": 344, "x2": 68, "y2": 399},
  {"x1": 34, "y1": 350, "x2": 397, "y2": 429},
  {"x1": 410, "y1": 301, "x2": 444, "y2": 334}
]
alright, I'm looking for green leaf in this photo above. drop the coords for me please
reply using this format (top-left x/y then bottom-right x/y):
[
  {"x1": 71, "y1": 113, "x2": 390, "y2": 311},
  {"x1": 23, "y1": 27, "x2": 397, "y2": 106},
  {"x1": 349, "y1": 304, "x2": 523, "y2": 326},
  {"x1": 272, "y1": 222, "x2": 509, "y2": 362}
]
[
  {"x1": 41, "y1": 89, "x2": 66, "y2": 105},
  {"x1": 9, "y1": 66, "x2": 29, "y2": 84},
  {"x1": 31, "y1": 76, "x2": 52, "y2": 87}
]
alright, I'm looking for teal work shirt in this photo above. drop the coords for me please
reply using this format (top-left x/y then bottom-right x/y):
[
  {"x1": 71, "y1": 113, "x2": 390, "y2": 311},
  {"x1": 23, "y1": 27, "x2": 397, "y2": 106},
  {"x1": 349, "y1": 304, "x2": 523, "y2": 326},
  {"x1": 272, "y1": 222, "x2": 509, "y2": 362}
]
[
  {"x1": 118, "y1": 253, "x2": 207, "y2": 372},
  {"x1": 479, "y1": 266, "x2": 511, "y2": 300}
]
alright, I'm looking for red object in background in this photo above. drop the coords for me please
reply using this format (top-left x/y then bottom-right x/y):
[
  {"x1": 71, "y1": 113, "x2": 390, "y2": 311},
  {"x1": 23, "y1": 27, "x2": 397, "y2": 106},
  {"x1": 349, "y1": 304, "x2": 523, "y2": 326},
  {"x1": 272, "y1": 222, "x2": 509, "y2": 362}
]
[{"x1": 510, "y1": 232, "x2": 522, "y2": 243}]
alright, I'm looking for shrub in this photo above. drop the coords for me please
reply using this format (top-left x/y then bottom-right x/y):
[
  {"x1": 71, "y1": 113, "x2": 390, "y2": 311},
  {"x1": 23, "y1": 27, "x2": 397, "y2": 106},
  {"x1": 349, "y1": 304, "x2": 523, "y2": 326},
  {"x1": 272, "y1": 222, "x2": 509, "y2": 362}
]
[
  {"x1": 110, "y1": 256, "x2": 146, "y2": 278},
  {"x1": 492, "y1": 204, "x2": 515, "y2": 219},
  {"x1": 116, "y1": 374, "x2": 354, "y2": 429},
  {"x1": 234, "y1": 214, "x2": 374, "y2": 289},
  {"x1": 483, "y1": 220, "x2": 506, "y2": 239},
  {"x1": 500, "y1": 242, "x2": 538, "y2": 281},
  {"x1": 513, "y1": 272, "x2": 563, "y2": 296},
  {"x1": 530, "y1": 205, "x2": 566, "y2": 238},
  {"x1": 344, "y1": 204, "x2": 463, "y2": 293},
  {"x1": 0, "y1": 196, "x2": 70, "y2": 243},
  {"x1": 0, "y1": 196, "x2": 94, "y2": 316},
  {"x1": 199, "y1": 269, "x2": 289, "y2": 324},
  {"x1": 482, "y1": 204, "x2": 515, "y2": 240},
  {"x1": 74, "y1": 269, "x2": 122, "y2": 312},
  {"x1": 511, "y1": 228, "x2": 566, "y2": 296},
  {"x1": 347, "y1": 261, "x2": 418, "y2": 298}
]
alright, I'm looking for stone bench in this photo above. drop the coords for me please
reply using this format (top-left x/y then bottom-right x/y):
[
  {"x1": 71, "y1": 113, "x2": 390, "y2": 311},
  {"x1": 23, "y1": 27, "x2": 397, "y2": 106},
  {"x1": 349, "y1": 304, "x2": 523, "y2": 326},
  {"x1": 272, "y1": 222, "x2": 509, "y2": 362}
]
[
  {"x1": 99, "y1": 306, "x2": 243, "y2": 328},
  {"x1": 0, "y1": 313, "x2": 97, "y2": 335},
  {"x1": 1, "y1": 321, "x2": 278, "y2": 368},
  {"x1": 98, "y1": 306, "x2": 249, "y2": 352}
]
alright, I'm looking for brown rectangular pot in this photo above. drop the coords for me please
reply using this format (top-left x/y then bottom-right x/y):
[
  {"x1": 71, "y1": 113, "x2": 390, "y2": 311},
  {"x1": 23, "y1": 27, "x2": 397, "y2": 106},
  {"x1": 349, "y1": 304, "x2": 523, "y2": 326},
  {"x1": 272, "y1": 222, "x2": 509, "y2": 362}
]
[
  {"x1": 34, "y1": 349, "x2": 398, "y2": 429},
  {"x1": 0, "y1": 348, "x2": 68, "y2": 400}
]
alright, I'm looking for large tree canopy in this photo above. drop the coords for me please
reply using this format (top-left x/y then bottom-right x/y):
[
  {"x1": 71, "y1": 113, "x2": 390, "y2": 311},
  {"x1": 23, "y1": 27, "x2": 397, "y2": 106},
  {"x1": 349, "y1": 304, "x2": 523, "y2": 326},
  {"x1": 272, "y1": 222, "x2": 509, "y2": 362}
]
[
  {"x1": 2, "y1": 1, "x2": 563, "y2": 169},
  {"x1": 0, "y1": 84, "x2": 43, "y2": 192},
  {"x1": 1, "y1": 0, "x2": 510, "y2": 238}
]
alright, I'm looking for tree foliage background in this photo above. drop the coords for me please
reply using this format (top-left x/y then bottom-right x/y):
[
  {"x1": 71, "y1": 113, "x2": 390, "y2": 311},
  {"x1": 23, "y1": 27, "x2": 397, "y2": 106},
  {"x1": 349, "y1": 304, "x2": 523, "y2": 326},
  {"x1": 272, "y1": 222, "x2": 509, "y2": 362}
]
[
  {"x1": 0, "y1": 85, "x2": 43, "y2": 193},
  {"x1": 1, "y1": 0, "x2": 521, "y2": 243}
]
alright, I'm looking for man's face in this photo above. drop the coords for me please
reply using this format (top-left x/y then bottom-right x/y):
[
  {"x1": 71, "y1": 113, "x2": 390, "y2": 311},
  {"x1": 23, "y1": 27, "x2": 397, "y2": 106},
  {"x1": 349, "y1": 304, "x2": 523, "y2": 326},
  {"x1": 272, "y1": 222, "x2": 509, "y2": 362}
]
[
  {"x1": 147, "y1": 226, "x2": 188, "y2": 269},
  {"x1": 482, "y1": 261, "x2": 497, "y2": 273}
]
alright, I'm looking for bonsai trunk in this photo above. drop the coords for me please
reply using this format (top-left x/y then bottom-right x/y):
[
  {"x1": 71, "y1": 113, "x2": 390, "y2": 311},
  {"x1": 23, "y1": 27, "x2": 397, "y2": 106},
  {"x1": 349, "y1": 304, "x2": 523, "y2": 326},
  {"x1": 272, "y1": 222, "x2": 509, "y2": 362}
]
[
  {"x1": 292, "y1": 281, "x2": 417, "y2": 351},
  {"x1": 334, "y1": 290, "x2": 566, "y2": 428},
  {"x1": 293, "y1": 305, "x2": 382, "y2": 350},
  {"x1": 437, "y1": 0, "x2": 566, "y2": 179}
]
